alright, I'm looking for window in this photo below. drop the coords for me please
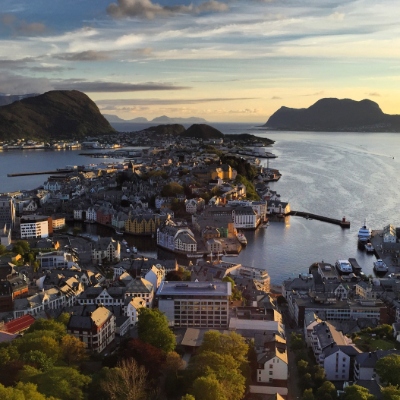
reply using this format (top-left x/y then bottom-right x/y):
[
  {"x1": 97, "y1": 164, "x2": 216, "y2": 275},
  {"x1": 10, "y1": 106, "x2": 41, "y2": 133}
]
[{"x1": 269, "y1": 371, "x2": 273, "y2": 375}]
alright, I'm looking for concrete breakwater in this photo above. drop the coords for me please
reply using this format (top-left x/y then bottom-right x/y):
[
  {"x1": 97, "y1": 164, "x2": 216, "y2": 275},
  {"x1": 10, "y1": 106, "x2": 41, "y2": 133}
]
[{"x1": 288, "y1": 210, "x2": 350, "y2": 228}]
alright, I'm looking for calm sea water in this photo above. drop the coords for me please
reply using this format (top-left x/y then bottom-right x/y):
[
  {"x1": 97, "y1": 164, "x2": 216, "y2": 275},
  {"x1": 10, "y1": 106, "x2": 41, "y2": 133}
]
[{"x1": 2, "y1": 124, "x2": 400, "y2": 283}]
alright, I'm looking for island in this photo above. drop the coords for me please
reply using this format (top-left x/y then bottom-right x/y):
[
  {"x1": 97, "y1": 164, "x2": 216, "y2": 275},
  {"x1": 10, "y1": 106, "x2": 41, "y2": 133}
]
[{"x1": 264, "y1": 97, "x2": 400, "y2": 132}]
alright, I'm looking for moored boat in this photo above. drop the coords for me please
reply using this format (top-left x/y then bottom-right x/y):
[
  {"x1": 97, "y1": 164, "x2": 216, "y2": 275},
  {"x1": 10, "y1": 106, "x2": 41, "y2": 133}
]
[
  {"x1": 236, "y1": 232, "x2": 247, "y2": 245},
  {"x1": 373, "y1": 259, "x2": 388, "y2": 273},
  {"x1": 365, "y1": 242, "x2": 374, "y2": 253},
  {"x1": 335, "y1": 259, "x2": 353, "y2": 274}
]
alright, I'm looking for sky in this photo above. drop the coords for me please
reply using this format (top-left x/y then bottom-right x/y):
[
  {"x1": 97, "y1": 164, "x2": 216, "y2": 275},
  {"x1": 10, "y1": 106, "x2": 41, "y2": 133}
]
[{"x1": 0, "y1": 0, "x2": 399, "y2": 123}]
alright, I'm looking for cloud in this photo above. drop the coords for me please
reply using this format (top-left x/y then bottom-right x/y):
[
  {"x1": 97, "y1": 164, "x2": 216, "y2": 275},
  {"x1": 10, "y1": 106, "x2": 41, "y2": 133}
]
[
  {"x1": 228, "y1": 108, "x2": 260, "y2": 114},
  {"x1": 95, "y1": 97, "x2": 256, "y2": 106},
  {"x1": 107, "y1": 0, "x2": 228, "y2": 20},
  {"x1": 0, "y1": 13, "x2": 46, "y2": 36},
  {"x1": 329, "y1": 12, "x2": 345, "y2": 20},
  {"x1": 0, "y1": 57, "x2": 36, "y2": 70},
  {"x1": 366, "y1": 92, "x2": 380, "y2": 97},
  {"x1": 0, "y1": 72, "x2": 52, "y2": 94},
  {"x1": 301, "y1": 91, "x2": 324, "y2": 97},
  {"x1": 51, "y1": 80, "x2": 190, "y2": 92},
  {"x1": 54, "y1": 50, "x2": 112, "y2": 61},
  {"x1": 271, "y1": 96, "x2": 282, "y2": 100}
]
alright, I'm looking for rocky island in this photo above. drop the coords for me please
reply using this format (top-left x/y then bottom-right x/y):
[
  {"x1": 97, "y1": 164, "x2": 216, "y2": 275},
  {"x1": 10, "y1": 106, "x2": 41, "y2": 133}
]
[{"x1": 264, "y1": 98, "x2": 400, "y2": 132}]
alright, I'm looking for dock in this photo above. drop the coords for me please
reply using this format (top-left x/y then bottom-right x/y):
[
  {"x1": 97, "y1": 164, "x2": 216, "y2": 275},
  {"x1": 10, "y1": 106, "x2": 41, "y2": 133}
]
[
  {"x1": 288, "y1": 211, "x2": 350, "y2": 228},
  {"x1": 7, "y1": 170, "x2": 70, "y2": 177}
]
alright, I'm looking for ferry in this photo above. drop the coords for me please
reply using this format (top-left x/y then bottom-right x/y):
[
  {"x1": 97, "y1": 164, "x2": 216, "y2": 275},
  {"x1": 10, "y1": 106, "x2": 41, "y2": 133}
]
[
  {"x1": 335, "y1": 259, "x2": 353, "y2": 274},
  {"x1": 373, "y1": 259, "x2": 388, "y2": 274},
  {"x1": 358, "y1": 220, "x2": 372, "y2": 243}
]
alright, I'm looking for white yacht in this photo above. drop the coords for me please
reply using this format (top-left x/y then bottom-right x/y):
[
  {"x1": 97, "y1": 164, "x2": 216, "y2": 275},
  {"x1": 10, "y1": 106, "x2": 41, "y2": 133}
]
[
  {"x1": 236, "y1": 232, "x2": 247, "y2": 245},
  {"x1": 358, "y1": 220, "x2": 372, "y2": 243},
  {"x1": 364, "y1": 242, "x2": 374, "y2": 253},
  {"x1": 335, "y1": 259, "x2": 353, "y2": 274},
  {"x1": 373, "y1": 259, "x2": 388, "y2": 273}
]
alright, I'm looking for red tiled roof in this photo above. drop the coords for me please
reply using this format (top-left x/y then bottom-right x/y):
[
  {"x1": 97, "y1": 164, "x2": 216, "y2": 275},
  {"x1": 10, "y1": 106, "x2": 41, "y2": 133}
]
[{"x1": 3, "y1": 314, "x2": 36, "y2": 334}]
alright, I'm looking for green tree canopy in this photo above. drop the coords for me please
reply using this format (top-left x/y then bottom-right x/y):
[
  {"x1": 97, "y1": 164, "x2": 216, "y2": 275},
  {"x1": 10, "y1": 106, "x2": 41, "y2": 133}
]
[
  {"x1": 25, "y1": 319, "x2": 66, "y2": 340},
  {"x1": 0, "y1": 381, "x2": 49, "y2": 400},
  {"x1": 19, "y1": 366, "x2": 91, "y2": 400},
  {"x1": 137, "y1": 308, "x2": 176, "y2": 353},
  {"x1": 376, "y1": 354, "x2": 400, "y2": 386},
  {"x1": 161, "y1": 182, "x2": 184, "y2": 197},
  {"x1": 382, "y1": 385, "x2": 400, "y2": 400},
  {"x1": 192, "y1": 374, "x2": 227, "y2": 400},
  {"x1": 342, "y1": 385, "x2": 375, "y2": 400}
]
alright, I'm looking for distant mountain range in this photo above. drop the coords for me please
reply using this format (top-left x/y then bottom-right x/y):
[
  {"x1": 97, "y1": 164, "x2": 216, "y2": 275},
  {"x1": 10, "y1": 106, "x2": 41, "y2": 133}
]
[
  {"x1": 264, "y1": 98, "x2": 400, "y2": 132},
  {"x1": 0, "y1": 90, "x2": 114, "y2": 140},
  {"x1": 103, "y1": 114, "x2": 207, "y2": 124},
  {"x1": 0, "y1": 93, "x2": 39, "y2": 107}
]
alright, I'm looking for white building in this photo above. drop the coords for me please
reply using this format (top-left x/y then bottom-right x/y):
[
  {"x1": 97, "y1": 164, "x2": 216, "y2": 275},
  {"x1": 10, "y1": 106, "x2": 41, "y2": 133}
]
[
  {"x1": 144, "y1": 264, "x2": 166, "y2": 291},
  {"x1": 37, "y1": 251, "x2": 78, "y2": 270},
  {"x1": 157, "y1": 281, "x2": 231, "y2": 328},
  {"x1": 20, "y1": 215, "x2": 50, "y2": 239},
  {"x1": 257, "y1": 338, "x2": 288, "y2": 384},
  {"x1": 232, "y1": 206, "x2": 259, "y2": 229},
  {"x1": 125, "y1": 297, "x2": 146, "y2": 326},
  {"x1": 157, "y1": 220, "x2": 197, "y2": 253}
]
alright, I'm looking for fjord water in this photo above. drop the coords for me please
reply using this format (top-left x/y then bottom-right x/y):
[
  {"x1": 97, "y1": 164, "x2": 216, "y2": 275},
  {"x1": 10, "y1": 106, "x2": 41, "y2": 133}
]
[{"x1": 2, "y1": 125, "x2": 400, "y2": 283}]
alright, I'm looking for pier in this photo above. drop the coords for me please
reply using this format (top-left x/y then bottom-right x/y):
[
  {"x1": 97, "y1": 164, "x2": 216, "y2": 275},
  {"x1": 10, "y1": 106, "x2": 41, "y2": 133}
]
[
  {"x1": 288, "y1": 211, "x2": 350, "y2": 228},
  {"x1": 7, "y1": 170, "x2": 71, "y2": 177}
]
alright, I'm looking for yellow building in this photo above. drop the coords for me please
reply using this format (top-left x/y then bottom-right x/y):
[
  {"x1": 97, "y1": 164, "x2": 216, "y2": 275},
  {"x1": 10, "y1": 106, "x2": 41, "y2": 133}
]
[
  {"x1": 125, "y1": 214, "x2": 163, "y2": 236},
  {"x1": 210, "y1": 164, "x2": 234, "y2": 180}
]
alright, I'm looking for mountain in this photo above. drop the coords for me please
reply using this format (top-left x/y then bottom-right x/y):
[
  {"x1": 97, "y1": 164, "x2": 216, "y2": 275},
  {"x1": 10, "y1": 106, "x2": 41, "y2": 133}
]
[
  {"x1": 103, "y1": 114, "x2": 148, "y2": 123},
  {"x1": 183, "y1": 124, "x2": 224, "y2": 139},
  {"x1": 151, "y1": 115, "x2": 207, "y2": 124},
  {"x1": 0, "y1": 90, "x2": 115, "y2": 140},
  {"x1": 264, "y1": 98, "x2": 400, "y2": 132}
]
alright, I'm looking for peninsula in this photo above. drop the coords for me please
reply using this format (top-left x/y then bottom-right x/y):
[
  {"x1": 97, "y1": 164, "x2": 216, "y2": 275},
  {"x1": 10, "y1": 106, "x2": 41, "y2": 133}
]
[{"x1": 264, "y1": 98, "x2": 400, "y2": 132}]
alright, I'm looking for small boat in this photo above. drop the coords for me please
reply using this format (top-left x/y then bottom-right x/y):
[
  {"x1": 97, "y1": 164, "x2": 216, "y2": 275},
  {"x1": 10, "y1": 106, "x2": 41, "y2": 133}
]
[
  {"x1": 364, "y1": 242, "x2": 374, "y2": 253},
  {"x1": 132, "y1": 246, "x2": 138, "y2": 254},
  {"x1": 115, "y1": 230, "x2": 123, "y2": 235},
  {"x1": 236, "y1": 232, "x2": 247, "y2": 245},
  {"x1": 373, "y1": 259, "x2": 388, "y2": 273},
  {"x1": 335, "y1": 259, "x2": 353, "y2": 274}
]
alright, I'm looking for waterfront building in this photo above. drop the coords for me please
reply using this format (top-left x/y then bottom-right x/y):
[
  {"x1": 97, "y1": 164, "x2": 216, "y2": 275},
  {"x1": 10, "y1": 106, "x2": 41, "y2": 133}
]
[
  {"x1": 20, "y1": 215, "x2": 51, "y2": 239},
  {"x1": 157, "y1": 281, "x2": 231, "y2": 328},
  {"x1": 67, "y1": 305, "x2": 116, "y2": 353},
  {"x1": 124, "y1": 212, "x2": 163, "y2": 235},
  {"x1": 51, "y1": 215, "x2": 66, "y2": 230},
  {"x1": 157, "y1": 219, "x2": 197, "y2": 253},
  {"x1": 91, "y1": 237, "x2": 120, "y2": 264}
]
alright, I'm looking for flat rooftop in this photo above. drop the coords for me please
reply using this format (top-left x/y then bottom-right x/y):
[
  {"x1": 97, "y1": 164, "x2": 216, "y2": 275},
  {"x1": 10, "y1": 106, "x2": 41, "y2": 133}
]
[{"x1": 157, "y1": 281, "x2": 231, "y2": 297}]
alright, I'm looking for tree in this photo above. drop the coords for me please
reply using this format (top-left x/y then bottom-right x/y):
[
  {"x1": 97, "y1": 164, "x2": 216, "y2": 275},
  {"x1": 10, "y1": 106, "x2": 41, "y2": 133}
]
[
  {"x1": 20, "y1": 366, "x2": 91, "y2": 400},
  {"x1": 161, "y1": 182, "x2": 184, "y2": 197},
  {"x1": 342, "y1": 385, "x2": 375, "y2": 400},
  {"x1": 297, "y1": 359, "x2": 309, "y2": 376},
  {"x1": 192, "y1": 374, "x2": 227, "y2": 400},
  {"x1": 199, "y1": 331, "x2": 248, "y2": 366},
  {"x1": 382, "y1": 385, "x2": 400, "y2": 400},
  {"x1": 57, "y1": 313, "x2": 71, "y2": 326},
  {"x1": 137, "y1": 308, "x2": 176, "y2": 353},
  {"x1": 22, "y1": 350, "x2": 54, "y2": 371},
  {"x1": 100, "y1": 358, "x2": 148, "y2": 400},
  {"x1": 316, "y1": 381, "x2": 337, "y2": 400},
  {"x1": 0, "y1": 382, "x2": 48, "y2": 400},
  {"x1": 376, "y1": 354, "x2": 400, "y2": 386},
  {"x1": 290, "y1": 332, "x2": 304, "y2": 351},
  {"x1": 118, "y1": 338, "x2": 166, "y2": 376},
  {"x1": 25, "y1": 319, "x2": 66, "y2": 340},
  {"x1": 61, "y1": 335, "x2": 87, "y2": 366},
  {"x1": 0, "y1": 244, "x2": 7, "y2": 255},
  {"x1": 303, "y1": 388, "x2": 315, "y2": 400},
  {"x1": 163, "y1": 351, "x2": 185, "y2": 376},
  {"x1": 181, "y1": 395, "x2": 196, "y2": 400}
]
